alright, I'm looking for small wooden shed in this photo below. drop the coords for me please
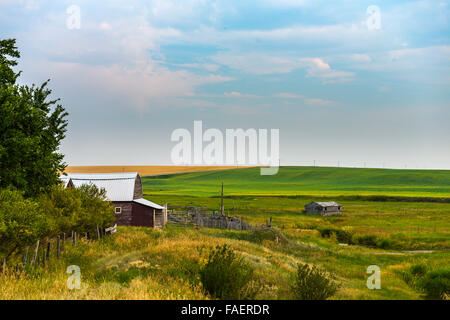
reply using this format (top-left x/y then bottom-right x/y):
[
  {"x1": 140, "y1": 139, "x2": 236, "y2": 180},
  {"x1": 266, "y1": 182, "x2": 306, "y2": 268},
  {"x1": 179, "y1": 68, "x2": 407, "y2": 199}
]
[
  {"x1": 305, "y1": 201, "x2": 342, "y2": 216},
  {"x1": 61, "y1": 172, "x2": 167, "y2": 228}
]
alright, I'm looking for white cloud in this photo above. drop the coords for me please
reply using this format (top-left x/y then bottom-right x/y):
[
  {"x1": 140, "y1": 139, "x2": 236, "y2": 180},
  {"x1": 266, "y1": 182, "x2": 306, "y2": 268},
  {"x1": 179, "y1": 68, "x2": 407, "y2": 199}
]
[
  {"x1": 223, "y1": 91, "x2": 260, "y2": 98},
  {"x1": 212, "y1": 53, "x2": 354, "y2": 82},
  {"x1": 350, "y1": 53, "x2": 371, "y2": 62},
  {"x1": 273, "y1": 92, "x2": 304, "y2": 98},
  {"x1": 100, "y1": 21, "x2": 112, "y2": 30},
  {"x1": 274, "y1": 92, "x2": 335, "y2": 107},
  {"x1": 306, "y1": 98, "x2": 335, "y2": 107},
  {"x1": 299, "y1": 58, "x2": 355, "y2": 83}
]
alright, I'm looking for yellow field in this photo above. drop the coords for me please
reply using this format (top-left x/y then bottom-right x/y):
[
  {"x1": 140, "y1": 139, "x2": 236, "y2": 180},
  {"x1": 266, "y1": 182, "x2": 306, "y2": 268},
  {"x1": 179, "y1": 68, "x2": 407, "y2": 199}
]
[{"x1": 65, "y1": 165, "x2": 252, "y2": 176}]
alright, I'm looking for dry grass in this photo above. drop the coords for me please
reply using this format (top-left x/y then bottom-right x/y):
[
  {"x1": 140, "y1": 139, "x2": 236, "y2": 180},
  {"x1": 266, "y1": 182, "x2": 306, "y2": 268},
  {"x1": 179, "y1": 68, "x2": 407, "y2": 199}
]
[{"x1": 64, "y1": 166, "x2": 254, "y2": 177}]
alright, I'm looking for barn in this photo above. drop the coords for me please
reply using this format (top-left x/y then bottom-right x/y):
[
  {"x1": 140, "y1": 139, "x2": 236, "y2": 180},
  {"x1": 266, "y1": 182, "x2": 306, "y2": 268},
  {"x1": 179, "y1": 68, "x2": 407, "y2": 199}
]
[
  {"x1": 304, "y1": 201, "x2": 342, "y2": 216},
  {"x1": 61, "y1": 172, "x2": 167, "y2": 228}
]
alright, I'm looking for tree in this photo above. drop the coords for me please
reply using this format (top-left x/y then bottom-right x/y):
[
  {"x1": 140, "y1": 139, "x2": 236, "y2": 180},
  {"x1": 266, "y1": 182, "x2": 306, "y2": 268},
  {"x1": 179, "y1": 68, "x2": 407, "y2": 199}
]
[
  {"x1": 76, "y1": 184, "x2": 115, "y2": 233},
  {"x1": 0, "y1": 38, "x2": 68, "y2": 197}
]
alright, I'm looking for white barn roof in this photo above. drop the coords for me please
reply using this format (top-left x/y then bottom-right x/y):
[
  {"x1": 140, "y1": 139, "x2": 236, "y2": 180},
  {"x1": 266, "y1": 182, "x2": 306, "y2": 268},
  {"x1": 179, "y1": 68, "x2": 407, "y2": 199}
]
[
  {"x1": 60, "y1": 172, "x2": 138, "y2": 202},
  {"x1": 133, "y1": 198, "x2": 164, "y2": 210},
  {"x1": 308, "y1": 201, "x2": 341, "y2": 207}
]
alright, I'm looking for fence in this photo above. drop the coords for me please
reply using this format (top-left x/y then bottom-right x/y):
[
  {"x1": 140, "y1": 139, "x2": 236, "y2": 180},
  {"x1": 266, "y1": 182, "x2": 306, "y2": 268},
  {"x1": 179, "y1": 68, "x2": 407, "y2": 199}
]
[
  {"x1": 167, "y1": 206, "x2": 273, "y2": 231},
  {"x1": 1, "y1": 224, "x2": 116, "y2": 275}
]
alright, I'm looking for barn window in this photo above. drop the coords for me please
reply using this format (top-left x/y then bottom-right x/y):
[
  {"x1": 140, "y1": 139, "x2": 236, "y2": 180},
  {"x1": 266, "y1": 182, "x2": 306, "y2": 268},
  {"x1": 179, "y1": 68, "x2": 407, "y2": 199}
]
[{"x1": 115, "y1": 207, "x2": 122, "y2": 214}]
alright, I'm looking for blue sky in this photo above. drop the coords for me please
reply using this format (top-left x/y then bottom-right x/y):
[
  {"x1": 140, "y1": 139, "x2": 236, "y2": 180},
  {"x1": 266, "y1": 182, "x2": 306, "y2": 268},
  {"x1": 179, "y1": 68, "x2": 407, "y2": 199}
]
[{"x1": 1, "y1": 0, "x2": 449, "y2": 168}]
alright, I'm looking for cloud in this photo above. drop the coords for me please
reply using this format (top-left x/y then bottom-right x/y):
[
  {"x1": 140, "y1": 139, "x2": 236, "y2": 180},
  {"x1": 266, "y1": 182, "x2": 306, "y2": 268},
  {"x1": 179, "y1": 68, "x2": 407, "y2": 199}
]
[
  {"x1": 212, "y1": 53, "x2": 299, "y2": 75},
  {"x1": 171, "y1": 62, "x2": 221, "y2": 72},
  {"x1": 350, "y1": 53, "x2": 371, "y2": 62},
  {"x1": 299, "y1": 58, "x2": 355, "y2": 83},
  {"x1": 223, "y1": 91, "x2": 260, "y2": 98},
  {"x1": 212, "y1": 53, "x2": 354, "y2": 82},
  {"x1": 274, "y1": 92, "x2": 336, "y2": 107},
  {"x1": 305, "y1": 98, "x2": 335, "y2": 107},
  {"x1": 100, "y1": 21, "x2": 112, "y2": 30},
  {"x1": 273, "y1": 92, "x2": 304, "y2": 98}
]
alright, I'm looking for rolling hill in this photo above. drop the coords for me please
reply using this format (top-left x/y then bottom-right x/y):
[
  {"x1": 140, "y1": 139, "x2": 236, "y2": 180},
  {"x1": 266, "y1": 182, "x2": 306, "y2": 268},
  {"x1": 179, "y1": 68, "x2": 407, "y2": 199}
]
[{"x1": 142, "y1": 166, "x2": 450, "y2": 198}]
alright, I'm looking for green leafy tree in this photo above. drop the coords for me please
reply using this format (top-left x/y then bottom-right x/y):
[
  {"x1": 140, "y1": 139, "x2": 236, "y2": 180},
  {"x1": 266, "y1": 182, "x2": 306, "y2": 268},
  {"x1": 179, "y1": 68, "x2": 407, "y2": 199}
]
[
  {"x1": 38, "y1": 184, "x2": 83, "y2": 236},
  {"x1": 76, "y1": 184, "x2": 115, "y2": 233},
  {"x1": 0, "y1": 39, "x2": 68, "y2": 196},
  {"x1": 0, "y1": 189, "x2": 49, "y2": 262}
]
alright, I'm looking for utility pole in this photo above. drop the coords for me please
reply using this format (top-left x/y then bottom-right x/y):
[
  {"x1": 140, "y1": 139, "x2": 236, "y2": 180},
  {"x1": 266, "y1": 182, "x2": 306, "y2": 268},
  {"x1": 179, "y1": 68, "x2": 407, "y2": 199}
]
[{"x1": 220, "y1": 182, "x2": 224, "y2": 216}]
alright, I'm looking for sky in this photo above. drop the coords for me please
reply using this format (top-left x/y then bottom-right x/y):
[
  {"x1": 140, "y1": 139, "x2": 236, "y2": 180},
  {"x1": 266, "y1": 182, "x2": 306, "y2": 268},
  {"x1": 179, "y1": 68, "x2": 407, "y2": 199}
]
[{"x1": 1, "y1": 0, "x2": 449, "y2": 169}]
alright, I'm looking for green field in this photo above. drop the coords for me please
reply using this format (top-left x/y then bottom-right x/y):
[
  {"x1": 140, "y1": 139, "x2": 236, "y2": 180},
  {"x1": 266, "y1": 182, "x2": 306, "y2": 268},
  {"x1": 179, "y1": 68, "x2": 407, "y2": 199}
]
[
  {"x1": 2, "y1": 166, "x2": 449, "y2": 300},
  {"x1": 142, "y1": 166, "x2": 450, "y2": 198}
]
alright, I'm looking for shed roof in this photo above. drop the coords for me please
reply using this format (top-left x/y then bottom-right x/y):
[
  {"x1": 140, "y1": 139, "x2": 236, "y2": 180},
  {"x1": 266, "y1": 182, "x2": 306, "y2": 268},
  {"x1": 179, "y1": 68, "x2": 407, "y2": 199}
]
[
  {"x1": 133, "y1": 198, "x2": 164, "y2": 210},
  {"x1": 60, "y1": 172, "x2": 139, "y2": 202},
  {"x1": 308, "y1": 201, "x2": 341, "y2": 207}
]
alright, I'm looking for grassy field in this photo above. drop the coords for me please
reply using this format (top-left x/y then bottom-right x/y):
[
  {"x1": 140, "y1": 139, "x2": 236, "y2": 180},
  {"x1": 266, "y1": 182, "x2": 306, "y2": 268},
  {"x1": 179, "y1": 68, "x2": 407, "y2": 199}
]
[
  {"x1": 65, "y1": 165, "x2": 253, "y2": 176},
  {"x1": 0, "y1": 225, "x2": 447, "y2": 300},
  {"x1": 2, "y1": 166, "x2": 448, "y2": 300},
  {"x1": 142, "y1": 166, "x2": 450, "y2": 198}
]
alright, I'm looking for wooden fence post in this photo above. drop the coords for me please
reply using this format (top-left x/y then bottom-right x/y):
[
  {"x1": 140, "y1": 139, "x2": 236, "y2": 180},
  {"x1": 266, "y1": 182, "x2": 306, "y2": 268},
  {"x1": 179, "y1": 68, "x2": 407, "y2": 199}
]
[
  {"x1": 97, "y1": 225, "x2": 101, "y2": 240},
  {"x1": 22, "y1": 246, "x2": 29, "y2": 268},
  {"x1": 62, "y1": 233, "x2": 65, "y2": 252},
  {"x1": 31, "y1": 240, "x2": 40, "y2": 267},
  {"x1": 2, "y1": 258, "x2": 6, "y2": 275},
  {"x1": 56, "y1": 236, "x2": 61, "y2": 259},
  {"x1": 73, "y1": 232, "x2": 77, "y2": 246},
  {"x1": 46, "y1": 242, "x2": 51, "y2": 259}
]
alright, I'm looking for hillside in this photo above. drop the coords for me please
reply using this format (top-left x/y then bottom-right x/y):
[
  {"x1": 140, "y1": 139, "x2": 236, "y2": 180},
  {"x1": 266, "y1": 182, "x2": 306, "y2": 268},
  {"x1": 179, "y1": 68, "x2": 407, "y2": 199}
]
[
  {"x1": 142, "y1": 166, "x2": 450, "y2": 198},
  {"x1": 1, "y1": 226, "x2": 439, "y2": 300}
]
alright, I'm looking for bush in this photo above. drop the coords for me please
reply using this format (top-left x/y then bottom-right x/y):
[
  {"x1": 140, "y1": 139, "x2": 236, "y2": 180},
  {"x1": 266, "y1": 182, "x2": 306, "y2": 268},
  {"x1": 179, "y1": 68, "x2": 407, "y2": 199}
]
[
  {"x1": 39, "y1": 184, "x2": 115, "y2": 235},
  {"x1": 410, "y1": 264, "x2": 428, "y2": 278},
  {"x1": 417, "y1": 268, "x2": 450, "y2": 300},
  {"x1": 354, "y1": 234, "x2": 378, "y2": 247},
  {"x1": 291, "y1": 263, "x2": 338, "y2": 300},
  {"x1": 0, "y1": 189, "x2": 49, "y2": 261},
  {"x1": 319, "y1": 228, "x2": 353, "y2": 244},
  {"x1": 38, "y1": 184, "x2": 83, "y2": 236},
  {"x1": 199, "y1": 244, "x2": 257, "y2": 299}
]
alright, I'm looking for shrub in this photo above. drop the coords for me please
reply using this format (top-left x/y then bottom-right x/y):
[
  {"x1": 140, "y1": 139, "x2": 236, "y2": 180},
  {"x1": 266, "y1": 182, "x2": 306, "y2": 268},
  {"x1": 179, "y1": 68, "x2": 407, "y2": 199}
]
[
  {"x1": 0, "y1": 189, "x2": 49, "y2": 262},
  {"x1": 291, "y1": 263, "x2": 338, "y2": 300},
  {"x1": 410, "y1": 264, "x2": 428, "y2": 278},
  {"x1": 319, "y1": 228, "x2": 353, "y2": 244},
  {"x1": 39, "y1": 184, "x2": 115, "y2": 235},
  {"x1": 354, "y1": 235, "x2": 378, "y2": 247},
  {"x1": 38, "y1": 184, "x2": 82, "y2": 236},
  {"x1": 417, "y1": 268, "x2": 450, "y2": 300},
  {"x1": 199, "y1": 244, "x2": 257, "y2": 299}
]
